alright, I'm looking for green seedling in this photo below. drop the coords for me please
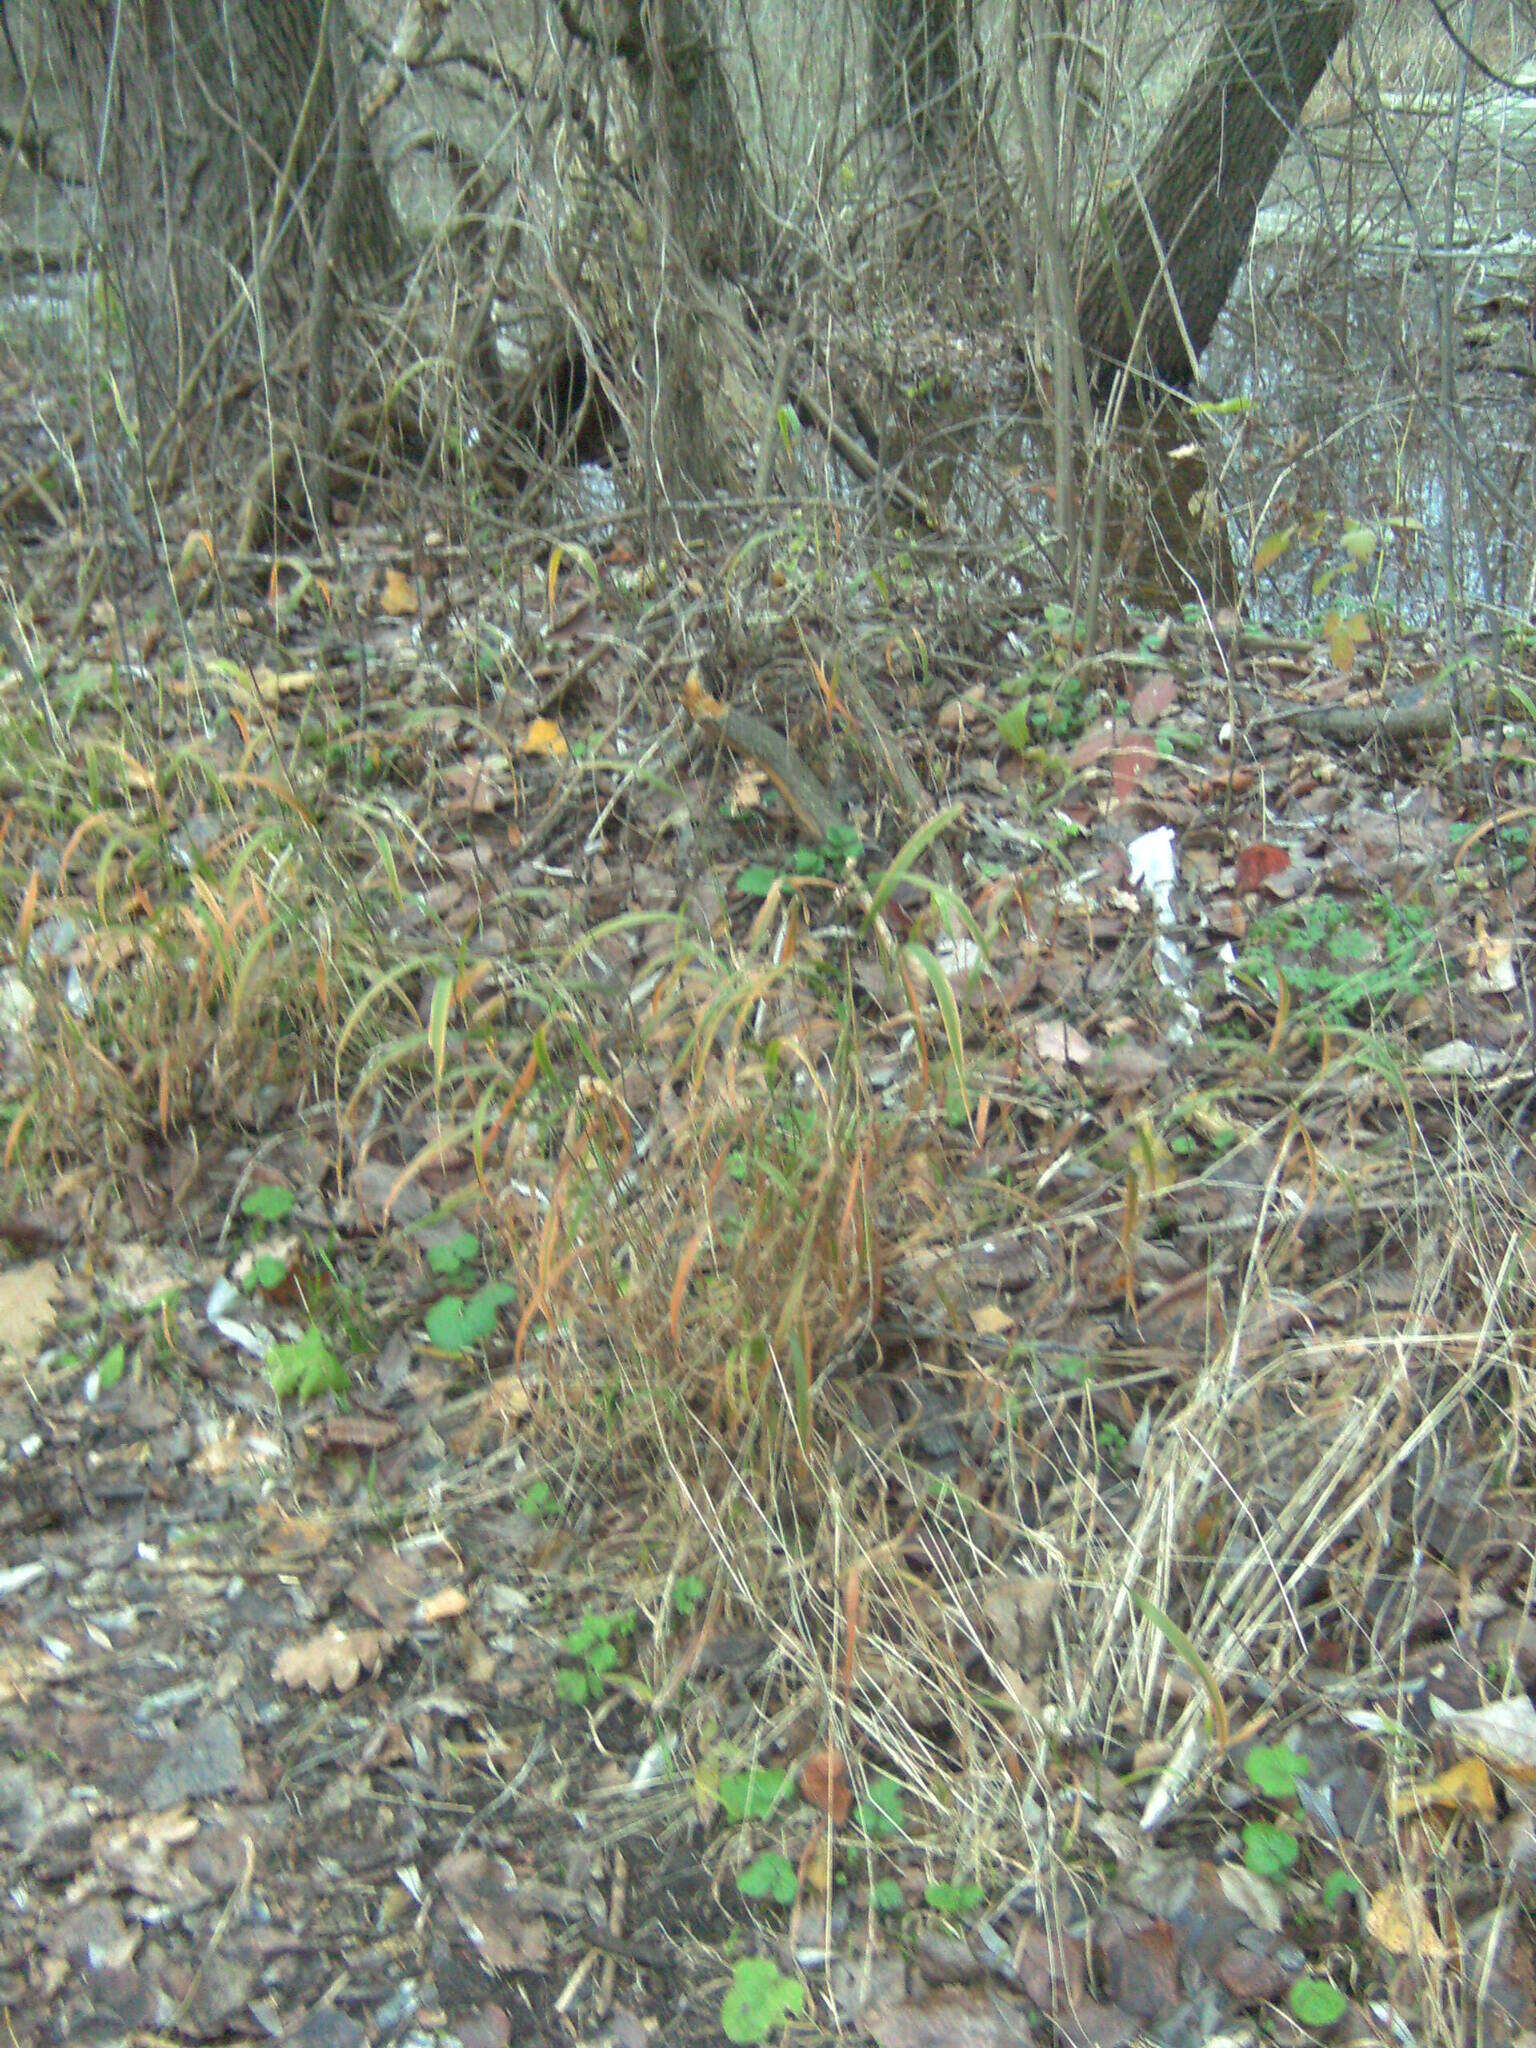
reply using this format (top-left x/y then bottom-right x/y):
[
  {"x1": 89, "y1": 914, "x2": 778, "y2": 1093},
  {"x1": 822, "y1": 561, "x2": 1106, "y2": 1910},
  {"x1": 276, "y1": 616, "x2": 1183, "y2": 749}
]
[
  {"x1": 1237, "y1": 892, "x2": 1436, "y2": 1025},
  {"x1": 555, "y1": 1606, "x2": 637, "y2": 1706},
  {"x1": 1322, "y1": 1868, "x2": 1366, "y2": 1912},
  {"x1": 721, "y1": 1956, "x2": 803, "y2": 2044},
  {"x1": 424, "y1": 1280, "x2": 515, "y2": 1353},
  {"x1": 925, "y1": 1879, "x2": 985, "y2": 1918},
  {"x1": 427, "y1": 1229, "x2": 480, "y2": 1277},
  {"x1": 241, "y1": 1184, "x2": 295, "y2": 1225},
  {"x1": 870, "y1": 1878, "x2": 904, "y2": 1914},
  {"x1": 248, "y1": 1251, "x2": 291, "y2": 1293},
  {"x1": 719, "y1": 1767, "x2": 793, "y2": 1826},
  {"x1": 672, "y1": 1573, "x2": 706, "y2": 1619},
  {"x1": 852, "y1": 1776, "x2": 905, "y2": 1841},
  {"x1": 1290, "y1": 1977, "x2": 1347, "y2": 2030},
  {"x1": 266, "y1": 1323, "x2": 348, "y2": 1403},
  {"x1": 736, "y1": 824, "x2": 864, "y2": 898},
  {"x1": 96, "y1": 1342, "x2": 127, "y2": 1392},
  {"x1": 1242, "y1": 1820, "x2": 1299, "y2": 1879},
  {"x1": 1245, "y1": 1743, "x2": 1310, "y2": 1799},
  {"x1": 737, "y1": 1852, "x2": 797, "y2": 1906},
  {"x1": 521, "y1": 1479, "x2": 560, "y2": 1523}
]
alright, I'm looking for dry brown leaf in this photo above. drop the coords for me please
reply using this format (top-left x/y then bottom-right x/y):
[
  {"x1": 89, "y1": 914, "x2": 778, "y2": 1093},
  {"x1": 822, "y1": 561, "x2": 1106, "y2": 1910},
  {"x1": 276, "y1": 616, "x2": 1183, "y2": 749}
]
[
  {"x1": 1439, "y1": 1694, "x2": 1536, "y2": 1786},
  {"x1": 969, "y1": 1303, "x2": 1013, "y2": 1337},
  {"x1": 1366, "y1": 1883, "x2": 1451, "y2": 1961},
  {"x1": 0, "y1": 1260, "x2": 60, "y2": 1366},
  {"x1": 436, "y1": 1850, "x2": 552, "y2": 1972},
  {"x1": 800, "y1": 1747, "x2": 852, "y2": 1823},
  {"x1": 1467, "y1": 917, "x2": 1517, "y2": 995},
  {"x1": 864, "y1": 1988, "x2": 1036, "y2": 2046},
  {"x1": 271, "y1": 1625, "x2": 394, "y2": 1694},
  {"x1": 1033, "y1": 1017, "x2": 1092, "y2": 1067},
  {"x1": 980, "y1": 1576, "x2": 1058, "y2": 1677},
  {"x1": 415, "y1": 1586, "x2": 469, "y2": 1625}
]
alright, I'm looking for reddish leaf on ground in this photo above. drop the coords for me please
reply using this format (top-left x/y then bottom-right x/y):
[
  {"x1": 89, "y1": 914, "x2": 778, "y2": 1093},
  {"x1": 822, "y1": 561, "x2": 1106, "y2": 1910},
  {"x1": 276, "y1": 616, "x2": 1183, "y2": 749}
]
[{"x1": 1234, "y1": 842, "x2": 1290, "y2": 892}]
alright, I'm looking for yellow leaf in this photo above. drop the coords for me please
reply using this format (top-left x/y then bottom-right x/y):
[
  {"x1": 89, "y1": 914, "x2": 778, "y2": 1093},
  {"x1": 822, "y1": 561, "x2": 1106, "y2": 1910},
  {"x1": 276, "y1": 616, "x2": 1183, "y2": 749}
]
[
  {"x1": 547, "y1": 544, "x2": 564, "y2": 618},
  {"x1": 0, "y1": 1261, "x2": 61, "y2": 1367},
  {"x1": 1392, "y1": 1755, "x2": 1497, "y2": 1823},
  {"x1": 381, "y1": 567, "x2": 418, "y2": 616},
  {"x1": 1253, "y1": 526, "x2": 1294, "y2": 575},
  {"x1": 520, "y1": 718, "x2": 568, "y2": 758},
  {"x1": 1340, "y1": 522, "x2": 1378, "y2": 564},
  {"x1": 1366, "y1": 1884, "x2": 1450, "y2": 1960},
  {"x1": 970, "y1": 1304, "x2": 1013, "y2": 1337},
  {"x1": 251, "y1": 666, "x2": 317, "y2": 706},
  {"x1": 175, "y1": 529, "x2": 218, "y2": 589}
]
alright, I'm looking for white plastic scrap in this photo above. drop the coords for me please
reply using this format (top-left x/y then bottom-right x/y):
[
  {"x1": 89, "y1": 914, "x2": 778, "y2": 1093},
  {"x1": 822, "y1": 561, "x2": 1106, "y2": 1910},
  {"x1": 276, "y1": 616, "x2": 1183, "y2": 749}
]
[{"x1": 1127, "y1": 826, "x2": 1200, "y2": 1037}]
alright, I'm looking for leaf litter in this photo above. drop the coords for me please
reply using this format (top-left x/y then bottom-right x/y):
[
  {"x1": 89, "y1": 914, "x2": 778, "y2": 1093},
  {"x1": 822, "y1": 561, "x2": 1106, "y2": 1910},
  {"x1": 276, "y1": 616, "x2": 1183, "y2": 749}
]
[{"x1": 3, "y1": 433, "x2": 1536, "y2": 2048}]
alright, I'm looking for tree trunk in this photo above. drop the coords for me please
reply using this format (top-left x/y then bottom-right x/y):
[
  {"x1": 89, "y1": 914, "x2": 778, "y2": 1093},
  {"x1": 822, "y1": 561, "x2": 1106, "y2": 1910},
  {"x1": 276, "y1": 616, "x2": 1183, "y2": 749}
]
[
  {"x1": 871, "y1": 0, "x2": 964, "y2": 171},
  {"x1": 612, "y1": 0, "x2": 766, "y2": 279},
  {"x1": 53, "y1": 0, "x2": 395, "y2": 434},
  {"x1": 1075, "y1": 0, "x2": 1352, "y2": 394}
]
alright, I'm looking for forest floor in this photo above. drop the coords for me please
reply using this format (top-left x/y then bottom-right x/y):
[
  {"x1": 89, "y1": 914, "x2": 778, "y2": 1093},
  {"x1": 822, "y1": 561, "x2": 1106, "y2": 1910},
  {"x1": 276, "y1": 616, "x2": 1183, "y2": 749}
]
[{"x1": 3, "y1": 387, "x2": 1536, "y2": 2048}]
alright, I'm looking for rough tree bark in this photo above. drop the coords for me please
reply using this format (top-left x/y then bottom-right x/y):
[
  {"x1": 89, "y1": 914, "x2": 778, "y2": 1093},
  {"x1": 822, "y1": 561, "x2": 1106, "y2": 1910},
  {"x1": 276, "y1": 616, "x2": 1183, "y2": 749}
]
[
  {"x1": 1075, "y1": 0, "x2": 1352, "y2": 393},
  {"x1": 870, "y1": 0, "x2": 965, "y2": 170},
  {"x1": 590, "y1": 0, "x2": 766, "y2": 278},
  {"x1": 583, "y1": 0, "x2": 766, "y2": 508},
  {"x1": 52, "y1": 0, "x2": 395, "y2": 435}
]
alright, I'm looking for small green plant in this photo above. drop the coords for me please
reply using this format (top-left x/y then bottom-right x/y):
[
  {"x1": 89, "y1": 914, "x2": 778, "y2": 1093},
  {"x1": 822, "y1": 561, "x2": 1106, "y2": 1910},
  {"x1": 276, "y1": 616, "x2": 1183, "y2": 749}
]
[
  {"x1": 521, "y1": 1480, "x2": 560, "y2": 1523},
  {"x1": 96, "y1": 1341, "x2": 127, "y2": 1393},
  {"x1": 737, "y1": 1852, "x2": 797, "y2": 1906},
  {"x1": 1236, "y1": 892, "x2": 1437, "y2": 1025},
  {"x1": 672, "y1": 1573, "x2": 706, "y2": 1619},
  {"x1": 426, "y1": 1229, "x2": 480, "y2": 1277},
  {"x1": 266, "y1": 1323, "x2": 348, "y2": 1403},
  {"x1": 996, "y1": 663, "x2": 1090, "y2": 747},
  {"x1": 925, "y1": 1879, "x2": 985, "y2": 1918},
  {"x1": 1242, "y1": 1820, "x2": 1299, "y2": 1878},
  {"x1": 720, "y1": 1956, "x2": 803, "y2": 2043},
  {"x1": 247, "y1": 1250, "x2": 291, "y2": 1293},
  {"x1": 719, "y1": 1767, "x2": 793, "y2": 1826},
  {"x1": 852, "y1": 1776, "x2": 905, "y2": 1841},
  {"x1": 1289, "y1": 1976, "x2": 1347, "y2": 2030},
  {"x1": 424, "y1": 1279, "x2": 516, "y2": 1353},
  {"x1": 1322, "y1": 1868, "x2": 1366, "y2": 1911},
  {"x1": 1096, "y1": 1419, "x2": 1128, "y2": 1466},
  {"x1": 736, "y1": 824, "x2": 863, "y2": 898},
  {"x1": 241, "y1": 1183, "x2": 295, "y2": 1225},
  {"x1": 870, "y1": 1877, "x2": 904, "y2": 1914},
  {"x1": 1245, "y1": 1743, "x2": 1310, "y2": 1799},
  {"x1": 554, "y1": 1606, "x2": 637, "y2": 1706}
]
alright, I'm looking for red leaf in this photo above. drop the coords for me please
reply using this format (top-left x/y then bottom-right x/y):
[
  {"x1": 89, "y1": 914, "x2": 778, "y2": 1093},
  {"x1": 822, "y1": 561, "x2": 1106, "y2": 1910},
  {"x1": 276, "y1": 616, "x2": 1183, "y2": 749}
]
[
  {"x1": 1234, "y1": 842, "x2": 1290, "y2": 893},
  {"x1": 1111, "y1": 735, "x2": 1159, "y2": 801},
  {"x1": 1130, "y1": 673, "x2": 1178, "y2": 725}
]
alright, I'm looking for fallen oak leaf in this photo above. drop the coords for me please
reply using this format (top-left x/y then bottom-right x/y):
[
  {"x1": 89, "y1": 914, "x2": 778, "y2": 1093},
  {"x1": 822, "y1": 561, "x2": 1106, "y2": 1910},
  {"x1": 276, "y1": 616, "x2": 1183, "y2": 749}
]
[
  {"x1": 520, "y1": 717, "x2": 568, "y2": 757},
  {"x1": 800, "y1": 1746, "x2": 853, "y2": 1823},
  {"x1": 1392, "y1": 1755, "x2": 1498, "y2": 1824},
  {"x1": 1366, "y1": 1883, "x2": 1451, "y2": 1961},
  {"x1": 272, "y1": 1624, "x2": 396, "y2": 1694},
  {"x1": 380, "y1": 566, "x2": 418, "y2": 615}
]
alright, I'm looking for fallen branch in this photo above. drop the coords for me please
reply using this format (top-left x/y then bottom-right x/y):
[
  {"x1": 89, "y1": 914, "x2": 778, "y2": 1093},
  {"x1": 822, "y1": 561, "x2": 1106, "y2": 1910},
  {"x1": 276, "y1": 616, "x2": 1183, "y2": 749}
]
[
  {"x1": 682, "y1": 668, "x2": 844, "y2": 845},
  {"x1": 1274, "y1": 681, "x2": 1532, "y2": 745}
]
